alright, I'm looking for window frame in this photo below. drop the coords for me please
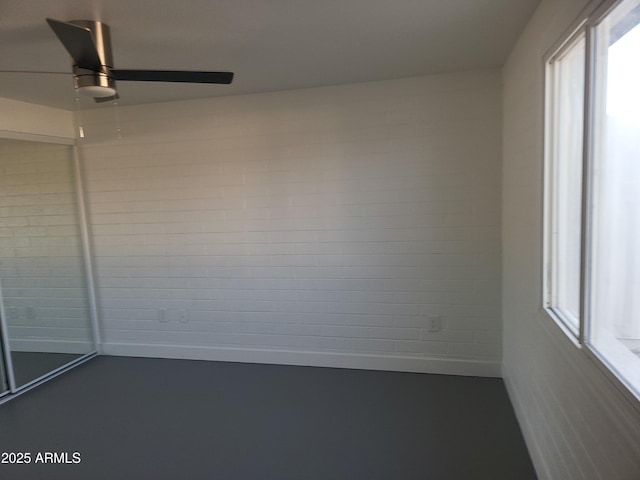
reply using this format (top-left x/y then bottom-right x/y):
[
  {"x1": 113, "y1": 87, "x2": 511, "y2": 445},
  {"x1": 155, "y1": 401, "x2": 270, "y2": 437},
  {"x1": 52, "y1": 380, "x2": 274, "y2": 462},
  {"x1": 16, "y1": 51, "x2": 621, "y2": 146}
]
[
  {"x1": 543, "y1": 0, "x2": 640, "y2": 407},
  {"x1": 543, "y1": 24, "x2": 588, "y2": 340}
]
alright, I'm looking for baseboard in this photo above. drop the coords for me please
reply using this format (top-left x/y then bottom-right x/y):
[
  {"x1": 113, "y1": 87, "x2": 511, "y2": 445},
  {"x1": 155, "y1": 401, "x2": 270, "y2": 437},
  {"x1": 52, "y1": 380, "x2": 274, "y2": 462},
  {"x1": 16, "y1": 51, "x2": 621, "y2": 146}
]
[
  {"x1": 100, "y1": 342, "x2": 502, "y2": 377},
  {"x1": 10, "y1": 339, "x2": 94, "y2": 355}
]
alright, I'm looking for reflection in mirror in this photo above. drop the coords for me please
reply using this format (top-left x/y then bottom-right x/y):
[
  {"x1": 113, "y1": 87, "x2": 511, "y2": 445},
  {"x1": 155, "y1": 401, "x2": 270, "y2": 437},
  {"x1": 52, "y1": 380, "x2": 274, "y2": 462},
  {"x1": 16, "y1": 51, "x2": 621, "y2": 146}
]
[
  {"x1": 0, "y1": 336, "x2": 8, "y2": 396},
  {"x1": 0, "y1": 138, "x2": 95, "y2": 389}
]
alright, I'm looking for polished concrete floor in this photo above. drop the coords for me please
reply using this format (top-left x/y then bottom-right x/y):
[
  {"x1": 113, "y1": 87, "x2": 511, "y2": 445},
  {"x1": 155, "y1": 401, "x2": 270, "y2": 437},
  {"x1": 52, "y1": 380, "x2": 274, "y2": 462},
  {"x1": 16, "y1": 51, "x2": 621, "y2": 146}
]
[{"x1": 0, "y1": 356, "x2": 537, "y2": 480}]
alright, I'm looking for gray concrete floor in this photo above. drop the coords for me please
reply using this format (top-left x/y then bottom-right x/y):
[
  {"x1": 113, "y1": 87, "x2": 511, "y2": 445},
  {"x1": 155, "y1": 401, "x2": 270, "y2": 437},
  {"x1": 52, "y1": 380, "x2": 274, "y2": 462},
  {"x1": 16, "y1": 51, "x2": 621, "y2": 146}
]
[{"x1": 0, "y1": 356, "x2": 537, "y2": 480}]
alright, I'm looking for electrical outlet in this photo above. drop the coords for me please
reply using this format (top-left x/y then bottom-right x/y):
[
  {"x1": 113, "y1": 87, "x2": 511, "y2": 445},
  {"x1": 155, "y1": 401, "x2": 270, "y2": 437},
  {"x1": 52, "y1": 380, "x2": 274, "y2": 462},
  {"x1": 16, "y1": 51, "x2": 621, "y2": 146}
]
[
  {"x1": 26, "y1": 307, "x2": 36, "y2": 320},
  {"x1": 158, "y1": 308, "x2": 168, "y2": 322},
  {"x1": 7, "y1": 308, "x2": 19, "y2": 321},
  {"x1": 179, "y1": 309, "x2": 189, "y2": 323},
  {"x1": 428, "y1": 315, "x2": 442, "y2": 332}
]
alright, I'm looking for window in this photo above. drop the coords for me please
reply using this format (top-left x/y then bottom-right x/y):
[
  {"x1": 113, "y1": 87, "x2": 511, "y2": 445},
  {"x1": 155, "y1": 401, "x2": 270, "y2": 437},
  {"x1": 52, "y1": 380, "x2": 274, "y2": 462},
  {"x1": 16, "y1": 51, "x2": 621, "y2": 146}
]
[
  {"x1": 544, "y1": 30, "x2": 586, "y2": 336},
  {"x1": 545, "y1": 0, "x2": 640, "y2": 400},
  {"x1": 590, "y1": 0, "x2": 640, "y2": 392}
]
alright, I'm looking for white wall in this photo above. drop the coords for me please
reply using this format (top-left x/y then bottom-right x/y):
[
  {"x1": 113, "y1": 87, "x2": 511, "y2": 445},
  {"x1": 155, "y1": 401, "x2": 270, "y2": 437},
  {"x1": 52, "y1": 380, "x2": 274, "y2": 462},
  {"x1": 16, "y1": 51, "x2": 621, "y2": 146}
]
[
  {"x1": 0, "y1": 98, "x2": 74, "y2": 140},
  {"x1": 502, "y1": 0, "x2": 640, "y2": 478},
  {"x1": 79, "y1": 70, "x2": 503, "y2": 376}
]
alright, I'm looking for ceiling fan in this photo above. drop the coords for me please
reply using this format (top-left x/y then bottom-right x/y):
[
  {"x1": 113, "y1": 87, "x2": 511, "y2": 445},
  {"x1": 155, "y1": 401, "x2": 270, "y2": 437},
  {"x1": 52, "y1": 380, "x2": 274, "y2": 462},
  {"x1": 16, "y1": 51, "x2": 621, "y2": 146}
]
[{"x1": 45, "y1": 18, "x2": 234, "y2": 103}]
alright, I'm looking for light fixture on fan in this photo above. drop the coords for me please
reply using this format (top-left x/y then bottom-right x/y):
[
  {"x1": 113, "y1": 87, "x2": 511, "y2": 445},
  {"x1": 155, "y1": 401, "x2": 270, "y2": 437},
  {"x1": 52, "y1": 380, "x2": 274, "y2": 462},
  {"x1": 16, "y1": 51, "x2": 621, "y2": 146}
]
[{"x1": 73, "y1": 68, "x2": 117, "y2": 98}]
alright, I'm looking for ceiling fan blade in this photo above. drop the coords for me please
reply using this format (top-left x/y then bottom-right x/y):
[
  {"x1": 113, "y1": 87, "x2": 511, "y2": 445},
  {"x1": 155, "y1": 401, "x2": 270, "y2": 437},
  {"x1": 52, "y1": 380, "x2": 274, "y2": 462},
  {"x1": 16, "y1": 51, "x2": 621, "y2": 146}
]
[
  {"x1": 112, "y1": 69, "x2": 234, "y2": 84},
  {"x1": 46, "y1": 18, "x2": 102, "y2": 71},
  {"x1": 94, "y1": 93, "x2": 120, "y2": 103},
  {"x1": 0, "y1": 70, "x2": 68, "y2": 75}
]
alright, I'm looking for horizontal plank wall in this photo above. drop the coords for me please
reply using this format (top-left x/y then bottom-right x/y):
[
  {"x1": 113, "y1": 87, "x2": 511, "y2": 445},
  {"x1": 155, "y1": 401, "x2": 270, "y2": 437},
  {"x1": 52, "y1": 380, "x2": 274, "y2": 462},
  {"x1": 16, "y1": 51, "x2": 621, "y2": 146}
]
[
  {"x1": 502, "y1": 0, "x2": 640, "y2": 478},
  {"x1": 79, "y1": 71, "x2": 503, "y2": 376}
]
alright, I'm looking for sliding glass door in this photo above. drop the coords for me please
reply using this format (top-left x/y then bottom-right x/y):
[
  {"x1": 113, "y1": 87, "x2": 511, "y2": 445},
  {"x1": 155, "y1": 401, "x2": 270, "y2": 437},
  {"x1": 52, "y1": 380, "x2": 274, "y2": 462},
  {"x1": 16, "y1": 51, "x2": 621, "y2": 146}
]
[{"x1": 0, "y1": 137, "x2": 96, "y2": 392}]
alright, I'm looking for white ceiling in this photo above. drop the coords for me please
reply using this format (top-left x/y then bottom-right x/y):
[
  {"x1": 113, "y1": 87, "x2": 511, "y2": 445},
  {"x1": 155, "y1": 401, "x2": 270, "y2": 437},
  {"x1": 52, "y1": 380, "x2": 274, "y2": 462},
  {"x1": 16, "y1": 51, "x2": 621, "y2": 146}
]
[{"x1": 0, "y1": 0, "x2": 540, "y2": 110}]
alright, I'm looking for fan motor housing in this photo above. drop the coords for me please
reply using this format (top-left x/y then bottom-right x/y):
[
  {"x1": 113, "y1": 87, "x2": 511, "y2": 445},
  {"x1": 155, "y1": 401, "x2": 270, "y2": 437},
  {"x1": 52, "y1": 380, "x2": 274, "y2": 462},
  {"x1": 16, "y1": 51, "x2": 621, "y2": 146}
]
[{"x1": 69, "y1": 20, "x2": 117, "y2": 97}]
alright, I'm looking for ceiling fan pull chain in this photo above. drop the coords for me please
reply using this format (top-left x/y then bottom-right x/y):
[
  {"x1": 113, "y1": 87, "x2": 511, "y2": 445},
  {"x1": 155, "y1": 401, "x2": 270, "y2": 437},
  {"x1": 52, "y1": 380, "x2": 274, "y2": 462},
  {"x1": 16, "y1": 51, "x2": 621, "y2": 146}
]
[
  {"x1": 112, "y1": 100, "x2": 122, "y2": 140},
  {"x1": 73, "y1": 93, "x2": 85, "y2": 140}
]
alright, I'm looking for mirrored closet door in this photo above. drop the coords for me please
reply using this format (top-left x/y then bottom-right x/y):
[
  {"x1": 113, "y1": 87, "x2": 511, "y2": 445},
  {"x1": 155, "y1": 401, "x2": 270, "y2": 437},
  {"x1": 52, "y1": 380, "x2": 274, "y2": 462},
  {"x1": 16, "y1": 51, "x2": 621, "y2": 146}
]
[
  {"x1": 0, "y1": 332, "x2": 8, "y2": 396},
  {"x1": 0, "y1": 137, "x2": 96, "y2": 392}
]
